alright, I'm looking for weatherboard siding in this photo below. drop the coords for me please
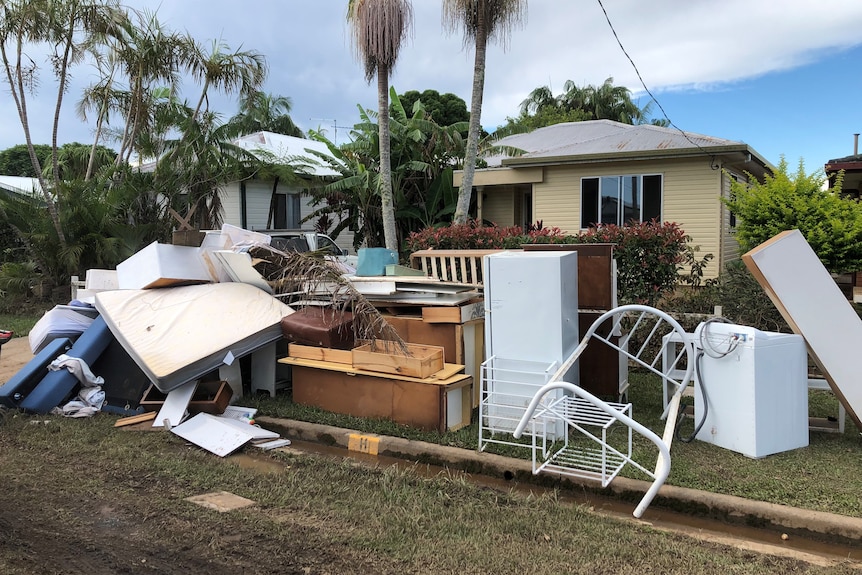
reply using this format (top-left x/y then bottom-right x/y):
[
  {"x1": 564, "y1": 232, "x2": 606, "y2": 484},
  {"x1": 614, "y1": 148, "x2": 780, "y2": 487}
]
[
  {"x1": 482, "y1": 188, "x2": 516, "y2": 227},
  {"x1": 529, "y1": 157, "x2": 724, "y2": 279}
]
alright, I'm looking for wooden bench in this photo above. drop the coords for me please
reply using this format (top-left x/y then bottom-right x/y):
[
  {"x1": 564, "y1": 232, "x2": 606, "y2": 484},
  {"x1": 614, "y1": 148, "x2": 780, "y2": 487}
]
[{"x1": 409, "y1": 249, "x2": 502, "y2": 288}]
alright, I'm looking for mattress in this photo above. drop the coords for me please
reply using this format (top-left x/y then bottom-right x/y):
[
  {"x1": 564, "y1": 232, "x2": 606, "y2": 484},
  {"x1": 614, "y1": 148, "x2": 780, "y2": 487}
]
[
  {"x1": 28, "y1": 305, "x2": 99, "y2": 354},
  {"x1": 94, "y1": 283, "x2": 293, "y2": 393},
  {"x1": 0, "y1": 337, "x2": 72, "y2": 408}
]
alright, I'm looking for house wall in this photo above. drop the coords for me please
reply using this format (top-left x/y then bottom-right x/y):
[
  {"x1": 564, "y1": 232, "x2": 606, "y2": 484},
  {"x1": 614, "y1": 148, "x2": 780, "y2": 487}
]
[
  {"x1": 220, "y1": 178, "x2": 357, "y2": 255},
  {"x1": 524, "y1": 157, "x2": 725, "y2": 279},
  {"x1": 481, "y1": 187, "x2": 516, "y2": 227}
]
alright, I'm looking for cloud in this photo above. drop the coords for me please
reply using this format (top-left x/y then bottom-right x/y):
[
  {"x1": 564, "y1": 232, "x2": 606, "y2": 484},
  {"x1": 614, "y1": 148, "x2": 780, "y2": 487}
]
[{"x1": 1, "y1": 0, "x2": 861, "y2": 151}]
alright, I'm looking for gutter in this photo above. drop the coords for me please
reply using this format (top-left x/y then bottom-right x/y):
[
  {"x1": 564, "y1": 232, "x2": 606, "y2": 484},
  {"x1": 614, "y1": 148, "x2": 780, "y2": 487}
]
[
  {"x1": 500, "y1": 144, "x2": 774, "y2": 173},
  {"x1": 257, "y1": 416, "x2": 862, "y2": 547}
]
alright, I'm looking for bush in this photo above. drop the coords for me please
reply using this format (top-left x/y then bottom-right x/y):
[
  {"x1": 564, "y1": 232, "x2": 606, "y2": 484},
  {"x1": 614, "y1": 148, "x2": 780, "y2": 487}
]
[
  {"x1": 724, "y1": 157, "x2": 862, "y2": 274},
  {"x1": 405, "y1": 219, "x2": 692, "y2": 305}
]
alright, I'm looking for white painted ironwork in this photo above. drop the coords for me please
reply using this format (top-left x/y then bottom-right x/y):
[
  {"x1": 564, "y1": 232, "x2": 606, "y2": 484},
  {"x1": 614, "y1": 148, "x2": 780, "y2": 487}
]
[{"x1": 514, "y1": 305, "x2": 695, "y2": 518}]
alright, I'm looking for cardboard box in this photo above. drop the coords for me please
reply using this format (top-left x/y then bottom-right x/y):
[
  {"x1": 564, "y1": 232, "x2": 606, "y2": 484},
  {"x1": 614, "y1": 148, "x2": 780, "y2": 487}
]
[
  {"x1": 140, "y1": 380, "x2": 233, "y2": 415},
  {"x1": 352, "y1": 342, "x2": 444, "y2": 378},
  {"x1": 117, "y1": 242, "x2": 211, "y2": 289}
]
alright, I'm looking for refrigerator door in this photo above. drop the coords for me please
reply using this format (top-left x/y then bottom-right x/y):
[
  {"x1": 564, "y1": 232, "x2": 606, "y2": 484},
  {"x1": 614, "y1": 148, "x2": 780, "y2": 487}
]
[{"x1": 484, "y1": 251, "x2": 579, "y2": 370}]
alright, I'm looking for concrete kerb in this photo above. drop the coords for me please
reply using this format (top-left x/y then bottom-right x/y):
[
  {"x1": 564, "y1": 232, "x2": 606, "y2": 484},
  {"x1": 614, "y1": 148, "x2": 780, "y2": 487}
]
[{"x1": 256, "y1": 416, "x2": 862, "y2": 545}]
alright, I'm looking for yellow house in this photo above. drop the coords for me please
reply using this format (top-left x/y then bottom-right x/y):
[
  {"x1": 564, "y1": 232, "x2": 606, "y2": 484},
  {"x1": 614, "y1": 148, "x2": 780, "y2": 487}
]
[{"x1": 454, "y1": 120, "x2": 774, "y2": 280}]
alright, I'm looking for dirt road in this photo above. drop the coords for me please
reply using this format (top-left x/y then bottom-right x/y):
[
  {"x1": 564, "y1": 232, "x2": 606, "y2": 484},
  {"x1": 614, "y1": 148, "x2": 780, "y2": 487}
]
[{"x1": 0, "y1": 337, "x2": 33, "y2": 383}]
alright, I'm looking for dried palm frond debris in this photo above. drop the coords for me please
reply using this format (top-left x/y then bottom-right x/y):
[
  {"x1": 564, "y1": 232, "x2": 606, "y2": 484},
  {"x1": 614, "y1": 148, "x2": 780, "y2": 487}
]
[{"x1": 248, "y1": 245, "x2": 409, "y2": 354}]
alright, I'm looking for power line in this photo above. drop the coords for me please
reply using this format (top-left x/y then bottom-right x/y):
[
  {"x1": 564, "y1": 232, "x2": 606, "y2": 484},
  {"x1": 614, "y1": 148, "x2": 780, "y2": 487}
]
[{"x1": 595, "y1": 0, "x2": 719, "y2": 169}]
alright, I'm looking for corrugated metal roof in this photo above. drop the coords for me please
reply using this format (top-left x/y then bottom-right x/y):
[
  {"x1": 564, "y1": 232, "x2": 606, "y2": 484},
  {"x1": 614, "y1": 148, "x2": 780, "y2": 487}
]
[
  {"x1": 484, "y1": 120, "x2": 745, "y2": 167},
  {"x1": 234, "y1": 132, "x2": 342, "y2": 177},
  {"x1": 0, "y1": 175, "x2": 41, "y2": 196}
]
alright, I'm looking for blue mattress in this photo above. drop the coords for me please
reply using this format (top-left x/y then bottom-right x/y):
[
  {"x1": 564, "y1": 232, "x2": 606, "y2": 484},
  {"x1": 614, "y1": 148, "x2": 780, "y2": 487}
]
[
  {"x1": 20, "y1": 315, "x2": 113, "y2": 413},
  {"x1": 0, "y1": 337, "x2": 72, "y2": 408}
]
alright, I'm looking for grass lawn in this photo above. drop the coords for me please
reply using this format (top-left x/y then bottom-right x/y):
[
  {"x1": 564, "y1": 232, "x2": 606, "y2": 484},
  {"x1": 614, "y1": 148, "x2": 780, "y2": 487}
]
[
  {"x1": 248, "y1": 369, "x2": 862, "y2": 519},
  {"x1": 3, "y1": 307, "x2": 861, "y2": 520}
]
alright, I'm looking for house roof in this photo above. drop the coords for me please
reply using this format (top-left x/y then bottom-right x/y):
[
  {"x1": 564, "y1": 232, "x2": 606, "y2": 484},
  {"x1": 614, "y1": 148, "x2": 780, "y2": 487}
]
[
  {"x1": 484, "y1": 120, "x2": 772, "y2": 172},
  {"x1": 824, "y1": 154, "x2": 862, "y2": 194},
  {"x1": 234, "y1": 132, "x2": 341, "y2": 177},
  {"x1": 0, "y1": 175, "x2": 41, "y2": 196}
]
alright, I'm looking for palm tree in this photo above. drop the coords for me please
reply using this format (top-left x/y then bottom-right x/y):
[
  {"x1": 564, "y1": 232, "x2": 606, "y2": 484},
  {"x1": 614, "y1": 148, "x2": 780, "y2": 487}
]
[
  {"x1": 111, "y1": 8, "x2": 193, "y2": 166},
  {"x1": 0, "y1": 0, "x2": 124, "y2": 248},
  {"x1": 227, "y1": 91, "x2": 303, "y2": 137},
  {"x1": 347, "y1": 0, "x2": 414, "y2": 252},
  {"x1": 443, "y1": 0, "x2": 527, "y2": 225},
  {"x1": 587, "y1": 77, "x2": 644, "y2": 124},
  {"x1": 188, "y1": 38, "x2": 267, "y2": 124}
]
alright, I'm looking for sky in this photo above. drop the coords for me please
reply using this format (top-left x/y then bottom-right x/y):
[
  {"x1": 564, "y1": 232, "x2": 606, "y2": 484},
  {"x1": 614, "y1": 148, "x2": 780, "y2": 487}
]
[{"x1": 2, "y1": 0, "x2": 862, "y2": 170}]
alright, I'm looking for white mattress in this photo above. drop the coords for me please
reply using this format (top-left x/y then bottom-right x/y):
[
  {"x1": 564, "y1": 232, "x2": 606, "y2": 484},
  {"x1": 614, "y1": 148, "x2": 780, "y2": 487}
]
[{"x1": 95, "y1": 283, "x2": 293, "y2": 392}]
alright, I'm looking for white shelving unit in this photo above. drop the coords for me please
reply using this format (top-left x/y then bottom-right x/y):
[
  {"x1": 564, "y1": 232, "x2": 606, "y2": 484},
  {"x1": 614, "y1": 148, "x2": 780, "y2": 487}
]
[
  {"x1": 530, "y1": 396, "x2": 632, "y2": 487},
  {"x1": 479, "y1": 356, "x2": 561, "y2": 453}
]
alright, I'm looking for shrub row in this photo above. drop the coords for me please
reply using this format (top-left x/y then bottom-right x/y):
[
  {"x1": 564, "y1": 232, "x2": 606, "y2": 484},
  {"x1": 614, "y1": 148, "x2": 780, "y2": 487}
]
[{"x1": 404, "y1": 220, "x2": 691, "y2": 306}]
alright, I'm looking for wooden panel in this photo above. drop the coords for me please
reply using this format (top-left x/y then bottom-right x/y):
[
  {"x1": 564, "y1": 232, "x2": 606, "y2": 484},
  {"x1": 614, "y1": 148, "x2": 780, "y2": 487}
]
[
  {"x1": 290, "y1": 364, "x2": 472, "y2": 432},
  {"x1": 382, "y1": 315, "x2": 460, "y2": 363},
  {"x1": 288, "y1": 343, "x2": 352, "y2": 364},
  {"x1": 421, "y1": 300, "x2": 485, "y2": 324},
  {"x1": 577, "y1": 312, "x2": 620, "y2": 398},
  {"x1": 522, "y1": 244, "x2": 614, "y2": 309},
  {"x1": 743, "y1": 229, "x2": 861, "y2": 430}
]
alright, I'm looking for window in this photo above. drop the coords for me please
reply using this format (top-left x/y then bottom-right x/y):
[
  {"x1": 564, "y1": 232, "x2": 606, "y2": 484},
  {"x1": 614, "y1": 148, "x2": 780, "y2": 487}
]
[
  {"x1": 728, "y1": 175, "x2": 739, "y2": 229},
  {"x1": 580, "y1": 174, "x2": 662, "y2": 228},
  {"x1": 274, "y1": 193, "x2": 302, "y2": 229}
]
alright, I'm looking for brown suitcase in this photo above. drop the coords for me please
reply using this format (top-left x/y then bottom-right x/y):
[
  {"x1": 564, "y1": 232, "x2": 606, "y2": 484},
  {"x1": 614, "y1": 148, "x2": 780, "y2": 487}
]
[{"x1": 280, "y1": 307, "x2": 355, "y2": 350}]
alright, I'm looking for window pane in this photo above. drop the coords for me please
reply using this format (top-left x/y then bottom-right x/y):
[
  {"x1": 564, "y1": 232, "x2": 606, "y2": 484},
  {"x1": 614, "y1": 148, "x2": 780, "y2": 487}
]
[
  {"x1": 643, "y1": 175, "x2": 662, "y2": 222},
  {"x1": 274, "y1": 194, "x2": 287, "y2": 229},
  {"x1": 622, "y1": 176, "x2": 639, "y2": 224},
  {"x1": 581, "y1": 178, "x2": 599, "y2": 228},
  {"x1": 288, "y1": 193, "x2": 302, "y2": 228},
  {"x1": 600, "y1": 176, "x2": 618, "y2": 225}
]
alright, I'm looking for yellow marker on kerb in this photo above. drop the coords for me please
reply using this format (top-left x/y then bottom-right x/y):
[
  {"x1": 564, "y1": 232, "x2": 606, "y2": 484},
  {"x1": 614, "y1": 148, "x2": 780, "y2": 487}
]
[{"x1": 348, "y1": 433, "x2": 380, "y2": 455}]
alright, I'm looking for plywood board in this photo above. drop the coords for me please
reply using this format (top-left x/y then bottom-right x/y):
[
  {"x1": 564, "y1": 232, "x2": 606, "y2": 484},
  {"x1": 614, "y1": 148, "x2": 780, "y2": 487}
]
[
  {"x1": 153, "y1": 380, "x2": 196, "y2": 428},
  {"x1": 743, "y1": 229, "x2": 862, "y2": 429},
  {"x1": 170, "y1": 413, "x2": 253, "y2": 457},
  {"x1": 279, "y1": 356, "x2": 466, "y2": 383}
]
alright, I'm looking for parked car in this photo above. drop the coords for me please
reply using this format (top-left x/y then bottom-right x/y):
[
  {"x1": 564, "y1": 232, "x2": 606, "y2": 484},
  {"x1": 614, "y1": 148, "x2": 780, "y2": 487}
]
[
  {"x1": 258, "y1": 229, "x2": 357, "y2": 268},
  {"x1": 257, "y1": 230, "x2": 345, "y2": 255}
]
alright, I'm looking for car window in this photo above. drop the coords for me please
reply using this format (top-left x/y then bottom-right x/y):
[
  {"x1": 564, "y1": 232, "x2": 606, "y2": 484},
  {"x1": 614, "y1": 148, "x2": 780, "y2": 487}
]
[
  {"x1": 271, "y1": 236, "x2": 309, "y2": 252},
  {"x1": 317, "y1": 235, "x2": 340, "y2": 255}
]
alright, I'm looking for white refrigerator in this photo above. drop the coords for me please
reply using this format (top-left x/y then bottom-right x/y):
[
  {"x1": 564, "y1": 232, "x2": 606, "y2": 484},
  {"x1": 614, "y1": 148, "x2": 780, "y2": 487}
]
[
  {"x1": 484, "y1": 250, "x2": 579, "y2": 371},
  {"x1": 481, "y1": 251, "x2": 579, "y2": 439}
]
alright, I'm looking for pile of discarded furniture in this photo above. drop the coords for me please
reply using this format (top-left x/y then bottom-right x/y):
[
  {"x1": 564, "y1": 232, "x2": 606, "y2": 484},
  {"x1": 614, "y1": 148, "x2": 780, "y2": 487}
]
[{"x1": 0, "y1": 225, "x2": 488, "y2": 440}]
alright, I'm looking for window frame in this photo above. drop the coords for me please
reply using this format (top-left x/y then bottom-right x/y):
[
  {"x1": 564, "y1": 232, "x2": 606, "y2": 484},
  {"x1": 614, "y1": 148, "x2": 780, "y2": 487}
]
[{"x1": 580, "y1": 173, "x2": 663, "y2": 228}]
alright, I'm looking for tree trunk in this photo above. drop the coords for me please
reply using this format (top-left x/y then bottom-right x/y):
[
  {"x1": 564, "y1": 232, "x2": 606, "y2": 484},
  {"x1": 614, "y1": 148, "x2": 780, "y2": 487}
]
[
  {"x1": 266, "y1": 176, "x2": 280, "y2": 229},
  {"x1": 0, "y1": 36, "x2": 66, "y2": 248},
  {"x1": 378, "y1": 68, "x2": 398, "y2": 251},
  {"x1": 453, "y1": 4, "x2": 488, "y2": 225},
  {"x1": 52, "y1": 10, "x2": 76, "y2": 184}
]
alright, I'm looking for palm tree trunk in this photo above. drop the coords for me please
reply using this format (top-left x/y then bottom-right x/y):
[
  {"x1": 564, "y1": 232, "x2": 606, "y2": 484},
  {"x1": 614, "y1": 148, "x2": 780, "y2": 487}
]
[
  {"x1": 453, "y1": 5, "x2": 487, "y2": 225},
  {"x1": 0, "y1": 38, "x2": 66, "y2": 248},
  {"x1": 52, "y1": 11, "x2": 76, "y2": 183},
  {"x1": 377, "y1": 68, "x2": 398, "y2": 251}
]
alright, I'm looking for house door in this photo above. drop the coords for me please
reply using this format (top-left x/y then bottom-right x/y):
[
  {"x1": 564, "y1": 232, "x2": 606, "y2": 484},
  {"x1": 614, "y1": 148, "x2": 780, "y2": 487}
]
[
  {"x1": 274, "y1": 193, "x2": 302, "y2": 229},
  {"x1": 519, "y1": 187, "x2": 533, "y2": 229}
]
